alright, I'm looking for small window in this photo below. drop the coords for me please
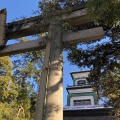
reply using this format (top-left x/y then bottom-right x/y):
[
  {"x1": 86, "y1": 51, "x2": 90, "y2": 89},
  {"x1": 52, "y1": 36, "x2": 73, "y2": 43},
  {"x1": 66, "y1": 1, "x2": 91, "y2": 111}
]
[
  {"x1": 74, "y1": 99, "x2": 91, "y2": 106},
  {"x1": 77, "y1": 80, "x2": 86, "y2": 86}
]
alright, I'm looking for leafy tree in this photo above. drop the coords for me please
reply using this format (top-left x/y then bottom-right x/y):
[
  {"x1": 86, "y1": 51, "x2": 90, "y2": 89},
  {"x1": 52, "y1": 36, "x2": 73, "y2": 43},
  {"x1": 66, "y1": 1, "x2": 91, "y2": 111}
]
[
  {"x1": 0, "y1": 56, "x2": 18, "y2": 103},
  {"x1": 87, "y1": 0, "x2": 120, "y2": 30},
  {"x1": 0, "y1": 102, "x2": 18, "y2": 120},
  {"x1": 0, "y1": 56, "x2": 18, "y2": 120},
  {"x1": 11, "y1": 37, "x2": 45, "y2": 119}
]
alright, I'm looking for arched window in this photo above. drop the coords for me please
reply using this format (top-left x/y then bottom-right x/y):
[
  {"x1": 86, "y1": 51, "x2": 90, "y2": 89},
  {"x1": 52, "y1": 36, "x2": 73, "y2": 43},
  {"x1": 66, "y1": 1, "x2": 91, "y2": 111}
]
[{"x1": 77, "y1": 80, "x2": 87, "y2": 86}]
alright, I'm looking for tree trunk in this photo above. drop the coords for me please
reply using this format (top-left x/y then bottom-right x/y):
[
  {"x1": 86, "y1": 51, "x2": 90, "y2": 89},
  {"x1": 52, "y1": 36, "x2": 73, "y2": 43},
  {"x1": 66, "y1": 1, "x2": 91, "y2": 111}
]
[{"x1": 44, "y1": 21, "x2": 63, "y2": 120}]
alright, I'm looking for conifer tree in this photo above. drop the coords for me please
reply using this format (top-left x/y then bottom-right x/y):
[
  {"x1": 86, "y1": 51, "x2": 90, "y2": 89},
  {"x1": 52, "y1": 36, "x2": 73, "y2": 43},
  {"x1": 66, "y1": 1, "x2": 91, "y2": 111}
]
[
  {"x1": 11, "y1": 37, "x2": 45, "y2": 119},
  {"x1": 0, "y1": 56, "x2": 18, "y2": 102},
  {"x1": 0, "y1": 56, "x2": 18, "y2": 120}
]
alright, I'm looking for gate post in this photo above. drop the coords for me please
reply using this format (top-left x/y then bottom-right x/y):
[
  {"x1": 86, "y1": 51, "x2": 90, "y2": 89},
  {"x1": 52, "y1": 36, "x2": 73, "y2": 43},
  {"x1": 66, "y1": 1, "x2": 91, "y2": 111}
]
[{"x1": 0, "y1": 9, "x2": 7, "y2": 47}]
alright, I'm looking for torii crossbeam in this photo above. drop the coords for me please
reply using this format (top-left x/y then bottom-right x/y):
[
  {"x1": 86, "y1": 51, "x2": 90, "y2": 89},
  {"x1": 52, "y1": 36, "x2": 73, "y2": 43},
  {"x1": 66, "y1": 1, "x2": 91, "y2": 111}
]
[{"x1": 0, "y1": 7, "x2": 104, "y2": 120}]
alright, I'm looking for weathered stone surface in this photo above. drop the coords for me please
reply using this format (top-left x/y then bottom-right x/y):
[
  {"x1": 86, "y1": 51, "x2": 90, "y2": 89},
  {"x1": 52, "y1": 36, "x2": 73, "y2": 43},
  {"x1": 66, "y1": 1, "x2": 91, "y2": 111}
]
[
  {"x1": 6, "y1": 8, "x2": 87, "y2": 40},
  {"x1": 63, "y1": 27, "x2": 104, "y2": 43},
  {"x1": 0, "y1": 27, "x2": 104, "y2": 56},
  {"x1": 0, "y1": 9, "x2": 6, "y2": 46},
  {"x1": 0, "y1": 37, "x2": 46, "y2": 56}
]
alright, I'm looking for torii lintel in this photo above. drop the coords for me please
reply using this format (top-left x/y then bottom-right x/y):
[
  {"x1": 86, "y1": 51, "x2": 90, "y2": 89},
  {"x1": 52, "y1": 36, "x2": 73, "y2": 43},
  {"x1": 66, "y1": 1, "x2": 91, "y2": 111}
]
[{"x1": 0, "y1": 27, "x2": 104, "y2": 57}]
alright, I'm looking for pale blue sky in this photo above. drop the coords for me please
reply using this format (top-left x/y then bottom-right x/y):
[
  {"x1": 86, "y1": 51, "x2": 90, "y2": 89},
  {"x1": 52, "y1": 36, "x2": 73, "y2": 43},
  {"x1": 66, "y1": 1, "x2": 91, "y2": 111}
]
[{"x1": 0, "y1": 0, "x2": 82, "y2": 106}]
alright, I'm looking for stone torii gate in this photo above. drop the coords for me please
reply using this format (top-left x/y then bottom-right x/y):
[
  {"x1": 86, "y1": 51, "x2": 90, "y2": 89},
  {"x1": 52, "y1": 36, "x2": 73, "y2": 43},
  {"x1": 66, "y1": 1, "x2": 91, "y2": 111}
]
[{"x1": 0, "y1": 7, "x2": 104, "y2": 120}]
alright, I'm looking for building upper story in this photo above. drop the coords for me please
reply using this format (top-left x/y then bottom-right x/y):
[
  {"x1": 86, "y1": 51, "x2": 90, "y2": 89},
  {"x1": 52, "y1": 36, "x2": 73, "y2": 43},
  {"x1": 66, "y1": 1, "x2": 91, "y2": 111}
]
[{"x1": 66, "y1": 71, "x2": 94, "y2": 94}]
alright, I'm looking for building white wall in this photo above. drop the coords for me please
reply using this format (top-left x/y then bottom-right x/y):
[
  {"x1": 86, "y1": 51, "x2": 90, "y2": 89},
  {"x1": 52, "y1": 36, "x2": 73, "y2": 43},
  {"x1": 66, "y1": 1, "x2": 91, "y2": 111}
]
[
  {"x1": 72, "y1": 71, "x2": 90, "y2": 80},
  {"x1": 68, "y1": 88, "x2": 94, "y2": 94}
]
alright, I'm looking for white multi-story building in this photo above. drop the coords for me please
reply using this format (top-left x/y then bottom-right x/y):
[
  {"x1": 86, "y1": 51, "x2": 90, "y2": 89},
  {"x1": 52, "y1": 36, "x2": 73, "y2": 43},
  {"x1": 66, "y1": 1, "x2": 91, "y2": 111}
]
[{"x1": 66, "y1": 70, "x2": 97, "y2": 106}]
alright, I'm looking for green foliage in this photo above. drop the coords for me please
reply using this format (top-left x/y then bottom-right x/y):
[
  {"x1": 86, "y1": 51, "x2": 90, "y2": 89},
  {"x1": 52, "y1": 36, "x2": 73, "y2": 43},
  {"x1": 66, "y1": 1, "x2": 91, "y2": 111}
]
[
  {"x1": 0, "y1": 102, "x2": 33, "y2": 120},
  {"x1": 0, "y1": 57, "x2": 18, "y2": 119},
  {"x1": 0, "y1": 56, "x2": 18, "y2": 103},
  {"x1": 0, "y1": 102, "x2": 17, "y2": 120},
  {"x1": 102, "y1": 69, "x2": 120, "y2": 119},
  {"x1": 87, "y1": 0, "x2": 120, "y2": 29}
]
